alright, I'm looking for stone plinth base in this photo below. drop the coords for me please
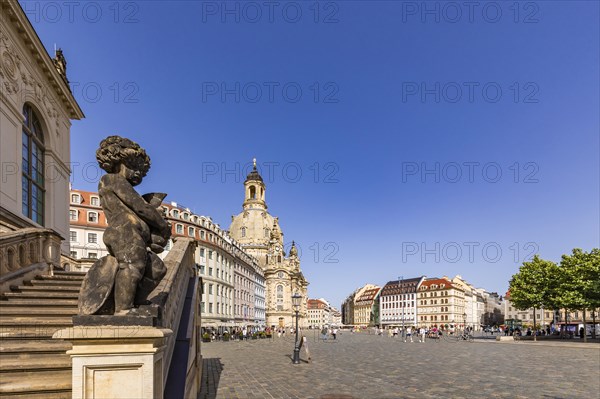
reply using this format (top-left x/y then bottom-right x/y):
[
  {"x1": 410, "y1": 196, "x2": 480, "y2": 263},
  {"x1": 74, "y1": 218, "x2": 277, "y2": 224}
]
[{"x1": 53, "y1": 326, "x2": 172, "y2": 399}]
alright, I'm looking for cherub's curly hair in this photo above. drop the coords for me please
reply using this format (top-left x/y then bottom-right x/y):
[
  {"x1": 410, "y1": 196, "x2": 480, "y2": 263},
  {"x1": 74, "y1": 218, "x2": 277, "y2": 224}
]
[{"x1": 96, "y1": 136, "x2": 151, "y2": 175}]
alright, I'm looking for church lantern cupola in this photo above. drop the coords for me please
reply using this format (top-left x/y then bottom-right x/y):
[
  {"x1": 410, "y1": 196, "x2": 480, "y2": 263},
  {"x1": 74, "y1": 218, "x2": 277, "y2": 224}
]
[{"x1": 243, "y1": 158, "x2": 267, "y2": 211}]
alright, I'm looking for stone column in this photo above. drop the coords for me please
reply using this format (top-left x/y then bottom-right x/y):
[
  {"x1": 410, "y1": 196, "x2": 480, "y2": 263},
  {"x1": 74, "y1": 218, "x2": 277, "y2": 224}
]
[{"x1": 53, "y1": 326, "x2": 172, "y2": 399}]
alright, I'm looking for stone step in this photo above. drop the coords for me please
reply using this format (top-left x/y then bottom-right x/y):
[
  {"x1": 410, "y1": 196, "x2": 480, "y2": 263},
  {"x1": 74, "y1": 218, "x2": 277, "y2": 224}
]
[
  {"x1": 0, "y1": 352, "x2": 71, "y2": 372},
  {"x1": 35, "y1": 276, "x2": 84, "y2": 284},
  {"x1": 0, "y1": 315, "x2": 74, "y2": 324},
  {"x1": 0, "y1": 316, "x2": 73, "y2": 325},
  {"x1": 30, "y1": 278, "x2": 83, "y2": 286},
  {"x1": 0, "y1": 340, "x2": 71, "y2": 354},
  {"x1": 52, "y1": 271, "x2": 87, "y2": 278},
  {"x1": 0, "y1": 307, "x2": 78, "y2": 316},
  {"x1": 0, "y1": 299, "x2": 78, "y2": 306},
  {"x1": 0, "y1": 369, "x2": 71, "y2": 396},
  {"x1": 0, "y1": 392, "x2": 71, "y2": 399},
  {"x1": 10, "y1": 285, "x2": 81, "y2": 293},
  {"x1": 2, "y1": 291, "x2": 80, "y2": 300},
  {"x1": 0, "y1": 318, "x2": 73, "y2": 339}
]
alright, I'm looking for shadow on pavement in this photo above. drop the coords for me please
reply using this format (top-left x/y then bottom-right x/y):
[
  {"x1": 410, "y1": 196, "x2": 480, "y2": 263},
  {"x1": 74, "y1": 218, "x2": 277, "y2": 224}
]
[{"x1": 198, "y1": 357, "x2": 223, "y2": 399}]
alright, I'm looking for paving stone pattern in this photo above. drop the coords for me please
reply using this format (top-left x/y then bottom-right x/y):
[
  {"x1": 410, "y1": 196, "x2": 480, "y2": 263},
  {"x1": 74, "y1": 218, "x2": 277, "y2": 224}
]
[{"x1": 198, "y1": 332, "x2": 600, "y2": 399}]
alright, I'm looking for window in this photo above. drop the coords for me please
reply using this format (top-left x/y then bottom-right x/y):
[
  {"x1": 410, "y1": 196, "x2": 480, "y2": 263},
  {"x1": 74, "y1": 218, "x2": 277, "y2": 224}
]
[
  {"x1": 176, "y1": 224, "x2": 183, "y2": 234},
  {"x1": 209, "y1": 284, "x2": 213, "y2": 294},
  {"x1": 209, "y1": 251, "x2": 213, "y2": 260},
  {"x1": 88, "y1": 212, "x2": 98, "y2": 223},
  {"x1": 90, "y1": 196, "x2": 99, "y2": 206},
  {"x1": 208, "y1": 303, "x2": 213, "y2": 313},
  {"x1": 88, "y1": 233, "x2": 98, "y2": 244},
  {"x1": 208, "y1": 267, "x2": 213, "y2": 276},
  {"x1": 200, "y1": 265, "x2": 205, "y2": 274},
  {"x1": 22, "y1": 104, "x2": 45, "y2": 225},
  {"x1": 200, "y1": 231, "x2": 205, "y2": 239},
  {"x1": 70, "y1": 251, "x2": 77, "y2": 258},
  {"x1": 276, "y1": 284, "x2": 284, "y2": 311},
  {"x1": 241, "y1": 227, "x2": 246, "y2": 237},
  {"x1": 172, "y1": 210, "x2": 179, "y2": 218},
  {"x1": 188, "y1": 227, "x2": 194, "y2": 236},
  {"x1": 69, "y1": 210, "x2": 78, "y2": 221},
  {"x1": 200, "y1": 248, "x2": 205, "y2": 257},
  {"x1": 70, "y1": 231, "x2": 77, "y2": 242},
  {"x1": 71, "y1": 194, "x2": 80, "y2": 203},
  {"x1": 88, "y1": 252, "x2": 97, "y2": 259}
]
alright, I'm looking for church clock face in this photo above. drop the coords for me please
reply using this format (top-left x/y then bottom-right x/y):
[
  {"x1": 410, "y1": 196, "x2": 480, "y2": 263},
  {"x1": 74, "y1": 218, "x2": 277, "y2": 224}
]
[{"x1": 275, "y1": 245, "x2": 281, "y2": 252}]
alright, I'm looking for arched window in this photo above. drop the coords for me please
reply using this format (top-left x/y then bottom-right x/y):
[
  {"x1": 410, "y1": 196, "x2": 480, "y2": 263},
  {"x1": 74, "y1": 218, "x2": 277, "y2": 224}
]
[
  {"x1": 276, "y1": 285, "x2": 284, "y2": 311},
  {"x1": 22, "y1": 104, "x2": 45, "y2": 225},
  {"x1": 241, "y1": 227, "x2": 246, "y2": 237},
  {"x1": 249, "y1": 185, "x2": 256, "y2": 199}
]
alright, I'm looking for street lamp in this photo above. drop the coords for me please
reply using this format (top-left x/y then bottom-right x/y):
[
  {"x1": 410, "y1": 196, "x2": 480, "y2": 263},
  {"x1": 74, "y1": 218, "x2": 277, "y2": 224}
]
[
  {"x1": 291, "y1": 292, "x2": 302, "y2": 364},
  {"x1": 463, "y1": 312, "x2": 467, "y2": 332}
]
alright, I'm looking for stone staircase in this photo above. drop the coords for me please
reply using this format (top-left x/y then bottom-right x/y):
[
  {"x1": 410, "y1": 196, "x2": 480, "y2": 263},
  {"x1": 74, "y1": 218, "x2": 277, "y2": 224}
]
[{"x1": 0, "y1": 270, "x2": 85, "y2": 398}]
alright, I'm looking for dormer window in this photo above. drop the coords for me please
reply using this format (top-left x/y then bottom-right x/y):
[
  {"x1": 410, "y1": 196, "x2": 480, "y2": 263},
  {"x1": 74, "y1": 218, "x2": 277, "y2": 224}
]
[
  {"x1": 88, "y1": 211, "x2": 98, "y2": 223},
  {"x1": 172, "y1": 209, "x2": 179, "y2": 218},
  {"x1": 71, "y1": 194, "x2": 80, "y2": 204},
  {"x1": 90, "y1": 196, "x2": 100, "y2": 206}
]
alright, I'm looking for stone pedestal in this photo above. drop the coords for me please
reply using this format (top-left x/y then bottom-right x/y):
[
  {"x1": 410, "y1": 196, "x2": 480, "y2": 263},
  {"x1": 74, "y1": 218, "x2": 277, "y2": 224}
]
[{"x1": 53, "y1": 326, "x2": 172, "y2": 399}]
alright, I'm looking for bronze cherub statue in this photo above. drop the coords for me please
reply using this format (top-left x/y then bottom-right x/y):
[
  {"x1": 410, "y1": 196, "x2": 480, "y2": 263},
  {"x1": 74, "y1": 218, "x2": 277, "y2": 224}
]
[{"x1": 78, "y1": 136, "x2": 171, "y2": 316}]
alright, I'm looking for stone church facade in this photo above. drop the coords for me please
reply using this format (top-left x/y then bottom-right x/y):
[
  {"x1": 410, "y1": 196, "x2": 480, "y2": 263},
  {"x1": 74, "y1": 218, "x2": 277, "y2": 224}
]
[{"x1": 229, "y1": 161, "x2": 309, "y2": 329}]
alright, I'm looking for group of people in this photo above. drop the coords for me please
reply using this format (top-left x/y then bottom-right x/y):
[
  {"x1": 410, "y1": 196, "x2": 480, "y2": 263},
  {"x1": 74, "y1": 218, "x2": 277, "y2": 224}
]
[{"x1": 320, "y1": 327, "x2": 339, "y2": 340}]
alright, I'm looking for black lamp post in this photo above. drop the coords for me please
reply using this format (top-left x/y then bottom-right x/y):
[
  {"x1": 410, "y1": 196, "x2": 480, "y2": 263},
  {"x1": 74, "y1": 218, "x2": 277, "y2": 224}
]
[{"x1": 292, "y1": 292, "x2": 302, "y2": 364}]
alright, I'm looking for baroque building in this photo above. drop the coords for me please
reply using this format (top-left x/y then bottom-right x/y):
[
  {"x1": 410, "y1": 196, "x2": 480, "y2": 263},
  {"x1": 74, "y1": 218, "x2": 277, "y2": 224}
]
[
  {"x1": 229, "y1": 160, "x2": 309, "y2": 329},
  {"x1": 1, "y1": 0, "x2": 84, "y2": 276}
]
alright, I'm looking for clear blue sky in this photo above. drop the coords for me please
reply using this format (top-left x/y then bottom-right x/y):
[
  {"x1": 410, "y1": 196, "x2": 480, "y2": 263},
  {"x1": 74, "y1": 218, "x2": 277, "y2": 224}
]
[{"x1": 24, "y1": 1, "x2": 599, "y2": 309}]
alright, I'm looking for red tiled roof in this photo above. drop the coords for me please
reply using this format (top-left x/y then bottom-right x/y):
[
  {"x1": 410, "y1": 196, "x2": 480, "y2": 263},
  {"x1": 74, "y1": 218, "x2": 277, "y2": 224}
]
[{"x1": 420, "y1": 278, "x2": 454, "y2": 290}]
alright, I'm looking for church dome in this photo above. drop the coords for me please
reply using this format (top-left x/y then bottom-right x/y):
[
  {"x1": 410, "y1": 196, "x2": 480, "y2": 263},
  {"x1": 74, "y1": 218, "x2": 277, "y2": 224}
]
[
  {"x1": 245, "y1": 159, "x2": 263, "y2": 182},
  {"x1": 229, "y1": 208, "x2": 276, "y2": 248},
  {"x1": 246, "y1": 166, "x2": 263, "y2": 182}
]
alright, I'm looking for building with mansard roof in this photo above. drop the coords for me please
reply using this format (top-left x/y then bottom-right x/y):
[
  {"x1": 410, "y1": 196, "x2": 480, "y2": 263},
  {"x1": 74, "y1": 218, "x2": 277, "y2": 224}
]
[{"x1": 229, "y1": 160, "x2": 309, "y2": 329}]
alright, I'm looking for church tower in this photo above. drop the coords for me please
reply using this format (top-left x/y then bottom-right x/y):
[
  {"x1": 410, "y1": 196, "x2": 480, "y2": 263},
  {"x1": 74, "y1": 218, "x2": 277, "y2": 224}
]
[
  {"x1": 243, "y1": 159, "x2": 267, "y2": 211},
  {"x1": 229, "y1": 159, "x2": 309, "y2": 329}
]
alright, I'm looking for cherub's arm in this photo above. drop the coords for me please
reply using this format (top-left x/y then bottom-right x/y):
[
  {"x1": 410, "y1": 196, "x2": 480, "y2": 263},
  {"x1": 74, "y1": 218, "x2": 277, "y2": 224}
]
[{"x1": 107, "y1": 175, "x2": 169, "y2": 233}]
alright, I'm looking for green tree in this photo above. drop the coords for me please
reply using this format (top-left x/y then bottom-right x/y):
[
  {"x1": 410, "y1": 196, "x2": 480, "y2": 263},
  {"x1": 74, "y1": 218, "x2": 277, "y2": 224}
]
[
  {"x1": 556, "y1": 248, "x2": 600, "y2": 342},
  {"x1": 509, "y1": 255, "x2": 559, "y2": 341}
]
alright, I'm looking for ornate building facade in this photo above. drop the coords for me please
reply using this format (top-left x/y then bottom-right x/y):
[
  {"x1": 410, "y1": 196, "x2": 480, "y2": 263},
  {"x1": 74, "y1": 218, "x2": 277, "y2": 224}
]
[
  {"x1": 229, "y1": 161, "x2": 309, "y2": 329},
  {"x1": 1, "y1": 0, "x2": 84, "y2": 276}
]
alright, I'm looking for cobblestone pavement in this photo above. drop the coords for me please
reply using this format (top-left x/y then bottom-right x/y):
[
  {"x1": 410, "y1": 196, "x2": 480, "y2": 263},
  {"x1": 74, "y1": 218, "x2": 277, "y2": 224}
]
[{"x1": 198, "y1": 331, "x2": 600, "y2": 399}]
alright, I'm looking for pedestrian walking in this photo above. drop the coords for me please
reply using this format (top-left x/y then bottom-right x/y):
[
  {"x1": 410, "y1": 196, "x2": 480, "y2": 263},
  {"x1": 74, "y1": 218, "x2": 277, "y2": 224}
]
[
  {"x1": 404, "y1": 326, "x2": 413, "y2": 342},
  {"x1": 419, "y1": 327, "x2": 426, "y2": 343},
  {"x1": 321, "y1": 326, "x2": 328, "y2": 341},
  {"x1": 332, "y1": 328, "x2": 338, "y2": 340}
]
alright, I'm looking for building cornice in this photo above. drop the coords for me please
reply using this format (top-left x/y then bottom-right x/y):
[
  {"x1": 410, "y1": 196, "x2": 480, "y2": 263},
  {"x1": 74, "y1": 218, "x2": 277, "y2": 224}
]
[{"x1": 3, "y1": 0, "x2": 84, "y2": 120}]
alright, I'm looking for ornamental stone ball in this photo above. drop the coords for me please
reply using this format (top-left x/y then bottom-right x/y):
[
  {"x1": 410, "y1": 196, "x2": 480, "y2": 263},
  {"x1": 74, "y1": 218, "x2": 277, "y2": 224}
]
[{"x1": 78, "y1": 136, "x2": 171, "y2": 316}]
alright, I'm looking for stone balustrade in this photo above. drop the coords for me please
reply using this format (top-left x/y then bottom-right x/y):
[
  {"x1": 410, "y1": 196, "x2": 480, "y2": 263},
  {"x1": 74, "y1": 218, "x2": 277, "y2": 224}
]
[{"x1": 0, "y1": 228, "x2": 63, "y2": 286}]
